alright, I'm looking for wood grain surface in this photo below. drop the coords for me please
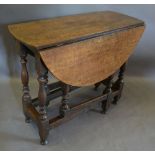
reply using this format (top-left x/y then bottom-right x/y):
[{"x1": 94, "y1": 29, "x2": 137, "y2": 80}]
[
  {"x1": 8, "y1": 11, "x2": 144, "y2": 50},
  {"x1": 40, "y1": 26, "x2": 144, "y2": 86}
]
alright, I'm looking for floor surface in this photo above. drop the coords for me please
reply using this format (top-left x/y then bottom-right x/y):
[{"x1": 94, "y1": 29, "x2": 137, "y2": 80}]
[{"x1": 0, "y1": 76, "x2": 155, "y2": 151}]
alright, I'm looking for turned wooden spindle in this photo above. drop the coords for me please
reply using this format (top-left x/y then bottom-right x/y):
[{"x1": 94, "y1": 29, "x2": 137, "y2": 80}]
[
  {"x1": 36, "y1": 57, "x2": 49, "y2": 145},
  {"x1": 113, "y1": 63, "x2": 126, "y2": 105},
  {"x1": 101, "y1": 75, "x2": 114, "y2": 114},
  {"x1": 38, "y1": 76, "x2": 48, "y2": 120},
  {"x1": 44, "y1": 71, "x2": 50, "y2": 107},
  {"x1": 59, "y1": 83, "x2": 70, "y2": 117},
  {"x1": 8, "y1": 11, "x2": 144, "y2": 145},
  {"x1": 20, "y1": 47, "x2": 31, "y2": 123}
]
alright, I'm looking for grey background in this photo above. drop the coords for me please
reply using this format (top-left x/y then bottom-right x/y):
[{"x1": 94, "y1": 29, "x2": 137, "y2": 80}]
[
  {"x1": 0, "y1": 4, "x2": 155, "y2": 80},
  {"x1": 0, "y1": 5, "x2": 155, "y2": 150}
]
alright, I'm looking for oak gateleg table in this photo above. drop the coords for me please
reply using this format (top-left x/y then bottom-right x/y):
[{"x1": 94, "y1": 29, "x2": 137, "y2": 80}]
[{"x1": 8, "y1": 11, "x2": 145, "y2": 145}]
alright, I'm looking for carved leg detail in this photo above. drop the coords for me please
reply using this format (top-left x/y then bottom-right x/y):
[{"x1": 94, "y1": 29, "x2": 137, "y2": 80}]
[
  {"x1": 20, "y1": 49, "x2": 31, "y2": 123},
  {"x1": 59, "y1": 83, "x2": 70, "y2": 117},
  {"x1": 44, "y1": 73, "x2": 50, "y2": 107},
  {"x1": 101, "y1": 75, "x2": 114, "y2": 114},
  {"x1": 113, "y1": 63, "x2": 126, "y2": 105},
  {"x1": 36, "y1": 57, "x2": 49, "y2": 145}
]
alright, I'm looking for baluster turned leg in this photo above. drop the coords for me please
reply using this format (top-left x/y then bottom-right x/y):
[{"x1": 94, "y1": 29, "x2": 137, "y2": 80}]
[
  {"x1": 20, "y1": 47, "x2": 31, "y2": 123},
  {"x1": 101, "y1": 75, "x2": 114, "y2": 114},
  {"x1": 44, "y1": 72, "x2": 50, "y2": 107},
  {"x1": 59, "y1": 83, "x2": 70, "y2": 117},
  {"x1": 113, "y1": 63, "x2": 126, "y2": 105},
  {"x1": 36, "y1": 57, "x2": 49, "y2": 145}
]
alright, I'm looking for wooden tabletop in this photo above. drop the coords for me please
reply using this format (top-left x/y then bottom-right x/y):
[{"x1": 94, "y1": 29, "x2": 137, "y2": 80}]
[{"x1": 8, "y1": 11, "x2": 144, "y2": 50}]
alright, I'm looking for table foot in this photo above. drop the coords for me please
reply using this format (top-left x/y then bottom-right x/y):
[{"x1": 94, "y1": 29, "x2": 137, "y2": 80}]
[
  {"x1": 25, "y1": 117, "x2": 31, "y2": 123},
  {"x1": 40, "y1": 139, "x2": 48, "y2": 145},
  {"x1": 100, "y1": 109, "x2": 106, "y2": 114},
  {"x1": 101, "y1": 102, "x2": 109, "y2": 114},
  {"x1": 112, "y1": 96, "x2": 119, "y2": 105}
]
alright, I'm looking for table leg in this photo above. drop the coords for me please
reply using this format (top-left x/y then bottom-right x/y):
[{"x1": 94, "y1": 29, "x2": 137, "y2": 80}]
[
  {"x1": 20, "y1": 47, "x2": 31, "y2": 123},
  {"x1": 36, "y1": 56, "x2": 49, "y2": 145},
  {"x1": 101, "y1": 75, "x2": 114, "y2": 114},
  {"x1": 113, "y1": 63, "x2": 126, "y2": 105},
  {"x1": 59, "y1": 83, "x2": 70, "y2": 117},
  {"x1": 44, "y1": 72, "x2": 50, "y2": 107}
]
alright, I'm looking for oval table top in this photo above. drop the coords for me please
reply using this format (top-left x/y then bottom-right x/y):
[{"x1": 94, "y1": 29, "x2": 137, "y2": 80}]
[
  {"x1": 8, "y1": 11, "x2": 144, "y2": 50},
  {"x1": 8, "y1": 11, "x2": 145, "y2": 86}
]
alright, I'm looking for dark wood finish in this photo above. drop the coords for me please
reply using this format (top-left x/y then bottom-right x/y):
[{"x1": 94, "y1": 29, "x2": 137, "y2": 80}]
[
  {"x1": 101, "y1": 75, "x2": 114, "y2": 114},
  {"x1": 94, "y1": 82, "x2": 102, "y2": 90},
  {"x1": 20, "y1": 44, "x2": 32, "y2": 123},
  {"x1": 94, "y1": 77, "x2": 114, "y2": 91},
  {"x1": 8, "y1": 11, "x2": 145, "y2": 145},
  {"x1": 36, "y1": 56, "x2": 49, "y2": 145},
  {"x1": 23, "y1": 80, "x2": 120, "y2": 130},
  {"x1": 59, "y1": 83, "x2": 70, "y2": 117},
  {"x1": 112, "y1": 63, "x2": 126, "y2": 105},
  {"x1": 26, "y1": 103, "x2": 40, "y2": 122},
  {"x1": 40, "y1": 26, "x2": 144, "y2": 86},
  {"x1": 8, "y1": 11, "x2": 144, "y2": 50},
  {"x1": 32, "y1": 83, "x2": 78, "y2": 107},
  {"x1": 49, "y1": 89, "x2": 120, "y2": 129},
  {"x1": 48, "y1": 81, "x2": 61, "y2": 91}
]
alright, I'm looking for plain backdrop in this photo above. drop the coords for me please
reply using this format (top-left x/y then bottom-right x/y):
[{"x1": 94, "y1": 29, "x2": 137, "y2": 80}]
[
  {"x1": 0, "y1": 4, "x2": 155, "y2": 80},
  {"x1": 0, "y1": 4, "x2": 155, "y2": 150}
]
